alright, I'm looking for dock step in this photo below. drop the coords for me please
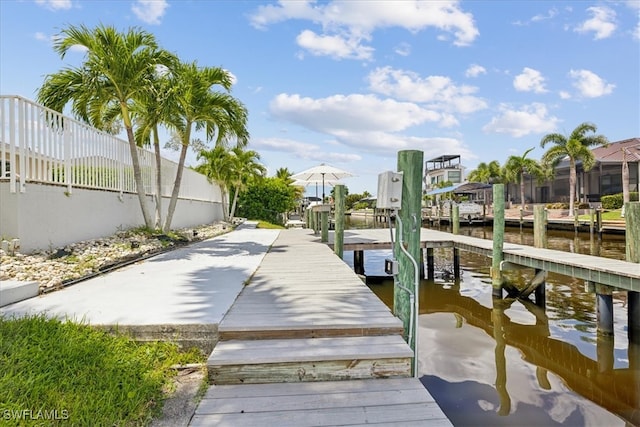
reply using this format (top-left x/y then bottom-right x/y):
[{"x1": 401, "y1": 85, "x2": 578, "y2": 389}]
[
  {"x1": 208, "y1": 335, "x2": 413, "y2": 385},
  {"x1": 192, "y1": 378, "x2": 452, "y2": 426}
]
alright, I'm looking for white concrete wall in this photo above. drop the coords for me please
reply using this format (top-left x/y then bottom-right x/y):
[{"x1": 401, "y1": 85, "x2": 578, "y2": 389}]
[{"x1": 0, "y1": 182, "x2": 224, "y2": 253}]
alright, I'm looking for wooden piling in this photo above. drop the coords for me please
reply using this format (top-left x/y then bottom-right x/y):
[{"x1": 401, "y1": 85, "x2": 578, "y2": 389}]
[
  {"x1": 426, "y1": 247, "x2": 435, "y2": 280},
  {"x1": 354, "y1": 250, "x2": 365, "y2": 275},
  {"x1": 321, "y1": 209, "x2": 329, "y2": 243},
  {"x1": 453, "y1": 249, "x2": 460, "y2": 279},
  {"x1": 589, "y1": 208, "x2": 595, "y2": 237},
  {"x1": 532, "y1": 205, "x2": 547, "y2": 306},
  {"x1": 334, "y1": 185, "x2": 345, "y2": 258},
  {"x1": 394, "y1": 150, "x2": 424, "y2": 368},
  {"x1": 491, "y1": 184, "x2": 505, "y2": 296},
  {"x1": 625, "y1": 202, "x2": 639, "y2": 344},
  {"x1": 596, "y1": 208, "x2": 603, "y2": 240},
  {"x1": 533, "y1": 205, "x2": 547, "y2": 249},
  {"x1": 452, "y1": 204, "x2": 459, "y2": 235},
  {"x1": 595, "y1": 283, "x2": 614, "y2": 336}
]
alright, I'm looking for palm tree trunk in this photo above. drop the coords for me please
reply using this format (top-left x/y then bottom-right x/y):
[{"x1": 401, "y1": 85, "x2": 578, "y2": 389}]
[
  {"x1": 229, "y1": 185, "x2": 240, "y2": 219},
  {"x1": 163, "y1": 140, "x2": 189, "y2": 232},
  {"x1": 569, "y1": 160, "x2": 577, "y2": 214},
  {"x1": 622, "y1": 150, "x2": 630, "y2": 204},
  {"x1": 520, "y1": 173, "x2": 526, "y2": 211},
  {"x1": 153, "y1": 127, "x2": 163, "y2": 229},
  {"x1": 221, "y1": 188, "x2": 229, "y2": 221},
  {"x1": 126, "y1": 126, "x2": 154, "y2": 228}
]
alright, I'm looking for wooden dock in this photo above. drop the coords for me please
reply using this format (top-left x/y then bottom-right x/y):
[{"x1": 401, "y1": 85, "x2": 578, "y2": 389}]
[
  {"x1": 331, "y1": 228, "x2": 640, "y2": 292},
  {"x1": 193, "y1": 229, "x2": 452, "y2": 426}
]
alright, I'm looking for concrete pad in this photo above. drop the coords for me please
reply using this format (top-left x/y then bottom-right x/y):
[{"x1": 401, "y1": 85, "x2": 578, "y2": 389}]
[
  {"x1": 0, "y1": 223, "x2": 280, "y2": 327},
  {"x1": 0, "y1": 280, "x2": 39, "y2": 307}
]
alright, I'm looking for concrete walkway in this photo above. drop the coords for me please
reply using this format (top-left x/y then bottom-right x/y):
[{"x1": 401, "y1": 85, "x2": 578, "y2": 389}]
[{"x1": 0, "y1": 222, "x2": 280, "y2": 329}]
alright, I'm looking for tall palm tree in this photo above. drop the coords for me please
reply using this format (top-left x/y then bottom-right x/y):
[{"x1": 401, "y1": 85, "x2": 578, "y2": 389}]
[
  {"x1": 540, "y1": 123, "x2": 609, "y2": 213},
  {"x1": 162, "y1": 61, "x2": 249, "y2": 231},
  {"x1": 37, "y1": 24, "x2": 176, "y2": 229},
  {"x1": 133, "y1": 71, "x2": 176, "y2": 228},
  {"x1": 504, "y1": 147, "x2": 545, "y2": 211},
  {"x1": 228, "y1": 147, "x2": 266, "y2": 219},
  {"x1": 195, "y1": 146, "x2": 234, "y2": 220}
]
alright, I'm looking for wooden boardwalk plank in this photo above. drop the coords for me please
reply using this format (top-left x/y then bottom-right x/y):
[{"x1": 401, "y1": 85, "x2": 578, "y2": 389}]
[
  {"x1": 210, "y1": 335, "x2": 412, "y2": 365},
  {"x1": 193, "y1": 379, "x2": 451, "y2": 427}
]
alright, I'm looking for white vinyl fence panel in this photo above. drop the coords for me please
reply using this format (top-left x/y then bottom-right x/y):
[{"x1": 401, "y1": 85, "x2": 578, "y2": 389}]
[{"x1": 0, "y1": 95, "x2": 220, "y2": 202}]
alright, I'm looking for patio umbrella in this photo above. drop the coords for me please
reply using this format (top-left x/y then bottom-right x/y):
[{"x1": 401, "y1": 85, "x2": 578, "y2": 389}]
[
  {"x1": 291, "y1": 163, "x2": 354, "y2": 201},
  {"x1": 292, "y1": 178, "x2": 343, "y2": 199}
]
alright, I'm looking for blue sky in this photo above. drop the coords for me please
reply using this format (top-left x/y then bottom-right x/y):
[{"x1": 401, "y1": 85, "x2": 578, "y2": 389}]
[{"x1": 1, "y1": 1, "x2": 639, "y2": 195}]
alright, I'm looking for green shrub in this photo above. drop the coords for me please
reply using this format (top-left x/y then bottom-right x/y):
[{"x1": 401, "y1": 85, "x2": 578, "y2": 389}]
[
  {"x1": 601, "y1": 192, "x2": 638, "y2": 209},
  {"x1": 546, "y1": 202, "x2": 569, "y2": 209},
  {"x1": 236, "y1": 177, "x2": 298, "y2": 225}
]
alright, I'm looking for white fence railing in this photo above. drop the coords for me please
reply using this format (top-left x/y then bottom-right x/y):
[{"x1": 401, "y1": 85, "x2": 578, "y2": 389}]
[{"x1": 0, "y1": 95, "x2": 220, "y2": 202}]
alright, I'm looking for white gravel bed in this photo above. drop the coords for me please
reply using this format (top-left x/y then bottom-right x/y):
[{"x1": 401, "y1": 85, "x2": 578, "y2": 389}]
[{"x1": 0, "y1": 222, "x2": 232, "y2": 292}]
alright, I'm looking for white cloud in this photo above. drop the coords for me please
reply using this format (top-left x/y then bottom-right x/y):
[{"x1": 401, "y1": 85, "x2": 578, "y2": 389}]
[
  {"x1": 34, "y1": 32, "x2": 50, "y2": 43},
  {"x1": 634, "y1": 13, "x2": 640, "y2": 40},
  {"x1": 296, "y1": 30, "x2": 373, "y2": 60},
  {"x1": 394, "y1": 42, "x2": 411, "y2": 57},
  {"x1": 559, "y1": 91, "x2": 571, "y2": 99},
  {"x1": 270, "y1": 93, "x2": 439, "y2": 133},
  {"x1": 513, "y1": 7, "x2": 558, "y2": 26},
  {"x1": 575, "y1": 6, "x2": 616, "y2": 40},
  {"x1": 367, "y1": 66, "x2": 487, "y2": 116},
  {"x1": 532, "y1": 7, "x2": 558, "y2": 22},
  {"x1": 513, "y1": 67, "x2": 547, "y2": 93},
  {"x1": 465, "y1": 64, "x2": 486, "y2": 78},
  {"x1": 35, "y1": 0, "x2": 72, "y2": 10},
  {"x1": 568, "y1": 69, "x2": 615, "y2": 98},
  {"x1": 482, "y1": 103, "x2": 559, "y2": 137},
  {"x1": 267, "y1": 92, "x2": 472, "y2": 156},
  {"x1": 627, "y1": 1, "x2": 640, "y2": 10},
  {"x1": 250, "y1": 1, "x2": 479, "y2": 60},
  {"x1": 252, "y1": 137, "x2": 362, "y2": 162},
  {"x1": 132, "y1": 0, "x2": 169, "y2": 25}
]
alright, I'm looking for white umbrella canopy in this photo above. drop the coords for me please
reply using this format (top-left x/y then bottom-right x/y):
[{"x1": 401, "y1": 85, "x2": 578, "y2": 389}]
[
  {"x1": 292, "y1": 178, "x2": 343, "y2": 199},
  {"x1": 291, "y1": 163, "x2": 354, "y2": 200}
]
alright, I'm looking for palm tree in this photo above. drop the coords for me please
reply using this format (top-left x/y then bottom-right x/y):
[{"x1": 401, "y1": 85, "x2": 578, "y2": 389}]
[
  {"x1": 504, "y1": 148, "x2": 545, "y2": 211},
  {"x1": 195, "y1": 146, "x2": 234, "y2": 220},
  {"x1": 275, "y1": 167, "x2": 294, "y2": 183},
  {"x1": 161, "y1": 61, "x2": 249, "y2": 231},
  {"x1": 540, "y1": 123, "x2": 609, "y2": 213},
  {"x1": 467, "y1": 160, "x2": 503, "y2": 184},
  {"x1": 197, "y1": 147, "x2": 232, "y2": 219},
  {"x1": 133, "y1": 71, "x2": 176, "y2": 228},
  {"x1": 275, "y1": 167, "x2": 305, "y2": 203},
  {"x1": 228, "y1": 147, "x2": 266, "y2": 219},
  {"x1": 37, "y1": 24, "x2": 176, "y2": 229}
]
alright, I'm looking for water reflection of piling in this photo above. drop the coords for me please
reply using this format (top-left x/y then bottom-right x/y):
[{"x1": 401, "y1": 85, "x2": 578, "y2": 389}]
[
  {"x1": 419, "y1": 281, "x2": 640, "y2": 425},
  {"x1": 492, "y1": 297, "x2": 511, "y2": 416}
]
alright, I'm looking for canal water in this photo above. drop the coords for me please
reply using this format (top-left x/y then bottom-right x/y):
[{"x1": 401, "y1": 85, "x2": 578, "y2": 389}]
[{"x1": 342, "y1": 216, "x2": 639, "y2": 426}]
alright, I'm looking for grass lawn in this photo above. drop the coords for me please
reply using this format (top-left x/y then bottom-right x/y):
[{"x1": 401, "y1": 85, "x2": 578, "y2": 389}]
[
  {"x1": 256, "y1": 220, "x2": 285, "y2": 229},
  {"x1": 0, "y1": 315, "x2": 204, "y2": 426},
  {"x1": 578, "y1": 209, "x2": 623, "y2": 221}
]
